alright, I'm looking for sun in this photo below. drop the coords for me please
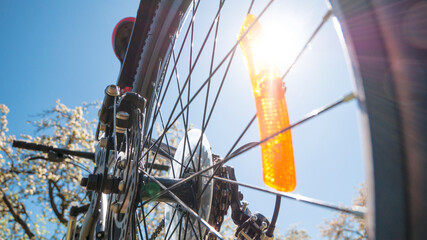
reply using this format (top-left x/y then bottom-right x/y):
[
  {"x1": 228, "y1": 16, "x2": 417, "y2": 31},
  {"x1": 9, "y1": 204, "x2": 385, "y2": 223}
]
[{"x1": 256, "y1": 21, "x2": 302, "y2": 74}]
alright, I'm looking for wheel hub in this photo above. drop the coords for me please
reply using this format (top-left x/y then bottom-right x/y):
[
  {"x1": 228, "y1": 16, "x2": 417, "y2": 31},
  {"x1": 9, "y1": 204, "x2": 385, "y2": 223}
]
[{"x1": 165, "y1": 128, "x2": 214, "y2": 239}]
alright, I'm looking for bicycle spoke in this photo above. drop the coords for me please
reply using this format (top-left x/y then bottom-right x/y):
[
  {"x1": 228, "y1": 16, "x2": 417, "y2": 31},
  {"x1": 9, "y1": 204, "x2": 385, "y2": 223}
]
[
  {"x1": 166, "y1": 212, "x2": 185, "y2": 240},
  {"x1": 143, "y1": 202, "x2": 160, "y2": 218},
  {"x1": 202, "y1": 0, "x2": 222, "y2": 131},
  {"x1": 280, "y1": 9, "x2": 332, "y2": 82},
  {"x1": 178, "y1": 213, "x2": 184, "y2": 240},
  {"x1": 148, "y1": 0, "x2": 227, "y2": 149},
  {"x1": 209, "y1": 175, "x2": 365, "y2": 217},
  {"x1": 143, "y1": 0, "x2": 275, "y2": 161},
  {"x1": 197, "y1": 0, "x2": 224, "y2": 172},
  {"x1": 187, "y1": 215, "x2": 202, "y2": 240},
  {"x1": 226, "y1": 93, "x2": 356, "y2": 160},
  {"x1": 137, "y1": 2, "x2": 342, "y2": 239},
  {"x1": 194, "y1": 47, "x2": 247, "y2": 200},
  {"x1": 142, "y1": 93, "x2": 355, "y2": 205},
  {"x1": 144, "y1": 0, "x2": 202, "y2": 154},
  {"x1": 183, "y1": 214, "x2": 190, "y2": 240},
  {"x1": 142, "y1": 169, "x2": 223, "y2": 239},
  {"x1": 148, "y1": 79, "x2": 181, "y2": 177},
  {"x1": 164, "y1": 207, "x2": 178, "y2": 239},
  {"x1": 136, "y1": 211, "x2": 148, "y2": 240}
]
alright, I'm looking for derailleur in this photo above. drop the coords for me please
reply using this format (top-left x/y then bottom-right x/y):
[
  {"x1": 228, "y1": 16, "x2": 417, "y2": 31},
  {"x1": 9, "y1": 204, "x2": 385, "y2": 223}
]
[
  {"x1": 209, "y1": 162, "x2": 274, "y2": 240},
  {"x1": 227, "y1": 166, "x2": 273, "y2": 240}
]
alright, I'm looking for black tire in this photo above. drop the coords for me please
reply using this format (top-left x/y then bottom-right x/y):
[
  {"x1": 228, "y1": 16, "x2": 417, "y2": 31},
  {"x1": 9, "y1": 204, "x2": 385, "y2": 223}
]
[{"x1": 331, "y1": 0, "x2": 427, "y2": 239}]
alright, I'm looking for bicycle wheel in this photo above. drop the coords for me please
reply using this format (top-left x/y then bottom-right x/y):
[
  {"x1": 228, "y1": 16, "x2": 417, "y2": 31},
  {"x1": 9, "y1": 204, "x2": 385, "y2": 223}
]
[{"x1": 112, "y1": 0, "x2": 426, "y2": 239}]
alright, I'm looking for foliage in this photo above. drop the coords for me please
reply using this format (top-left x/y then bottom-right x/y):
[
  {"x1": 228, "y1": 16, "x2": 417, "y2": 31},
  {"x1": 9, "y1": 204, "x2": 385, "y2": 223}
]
[
  {"x1": 276, "y1": 224, "x2": 311, "y2": 240},
  {"x1": 0, "y1": 101, "x2": 97, "y2": 239},
  {"x1": 319, "y1": 184, "x2": 367, "y2": 239},
  {"x1": 1, "y1": 100, "x2": 367, "y2": 240}
]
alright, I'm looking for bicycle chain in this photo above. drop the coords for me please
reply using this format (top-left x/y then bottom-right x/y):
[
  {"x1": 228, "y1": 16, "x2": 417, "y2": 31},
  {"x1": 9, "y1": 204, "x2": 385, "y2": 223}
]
[
  {"x1": 207, "y1": 155, "x2": 232, "y2": 239},
  {"x1": 149, "y1": 219, "x2": 165, "y2": 240}
]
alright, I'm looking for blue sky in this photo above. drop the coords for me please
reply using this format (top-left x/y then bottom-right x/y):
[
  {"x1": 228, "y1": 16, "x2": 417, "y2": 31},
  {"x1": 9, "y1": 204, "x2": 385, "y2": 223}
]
[{"x1": 0, "y1": 0, "x2": 365, "y2": 238}]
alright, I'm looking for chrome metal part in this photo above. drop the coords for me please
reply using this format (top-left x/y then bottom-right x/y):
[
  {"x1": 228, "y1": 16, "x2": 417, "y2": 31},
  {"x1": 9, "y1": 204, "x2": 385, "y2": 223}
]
[
  {"x1": 165, "y1": 128, "x2": 214, "y2": 240},
  {"x1": 100, "y1": 137, "x2": 108, "y2": 148},
  {"x1": 106, "y1": 85, "x2": 119, "y2": 97},
  {"x1": 116, "y1": 111, "x2": 129, "y2": 120},
  {"x1": 115, "y1": 126, "x2": 126, "y2": 134},
  {"x1": 118, "y1": 180, "x2": 125, "y2": 192},
  {"x1": 99, "y1": 123, "x2": 107, "y2": 132},
  {"x1": 110, "y1": 203, "x2": 119, "y2": 214},
  {"x1": 118, "y1": 159, "x2": 127, "y2": 169}
]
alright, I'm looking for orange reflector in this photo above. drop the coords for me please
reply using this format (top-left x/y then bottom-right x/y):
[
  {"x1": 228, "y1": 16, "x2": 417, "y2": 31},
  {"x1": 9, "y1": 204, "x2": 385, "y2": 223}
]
[{"x1": 239, "y1": 14, "x2": 295, "y2": 192}]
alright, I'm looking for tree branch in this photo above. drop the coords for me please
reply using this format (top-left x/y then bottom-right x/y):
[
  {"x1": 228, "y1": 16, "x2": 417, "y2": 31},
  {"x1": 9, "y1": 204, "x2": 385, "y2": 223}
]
[
  {"x1": 48, "y1": 180, "x2": 67, "y2": 225},
  {"x1": 1, "y1": 190, "x2": 35, "y2": 239},
  {"x1": 0, "y1": 167, "x2": 35, "y2": 175}
]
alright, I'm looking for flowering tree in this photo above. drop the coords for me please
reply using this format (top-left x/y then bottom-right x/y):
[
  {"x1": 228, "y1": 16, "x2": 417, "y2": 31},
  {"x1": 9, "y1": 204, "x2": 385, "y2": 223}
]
[
  {"x1": 0, "y1": 101, "x2": 97, "y2": 239},
  {"x1": 0, "y1": 100, "x2": 367, "y2": 239},
  {"x1": 319, "y1": 184, "x2": 367, "y2": 239}
]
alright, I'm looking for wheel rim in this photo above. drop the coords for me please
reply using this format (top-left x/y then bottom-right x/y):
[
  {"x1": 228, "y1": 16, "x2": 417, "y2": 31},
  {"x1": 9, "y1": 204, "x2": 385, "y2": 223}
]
[
  {"x1": 112, "y1": 0, "x2": 424, "y2": 239},
  {"x1": 135, "y1": 1, "x2": 365, "y2": 239}
]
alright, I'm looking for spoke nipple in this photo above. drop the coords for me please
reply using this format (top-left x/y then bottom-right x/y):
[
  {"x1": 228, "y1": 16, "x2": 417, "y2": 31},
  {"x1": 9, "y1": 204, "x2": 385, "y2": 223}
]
[
  {"x1": 118, "y1": 180, "x2": 125, "y2": 192},
  {"x1": 344, "y1": 92, "x2": 356, "y2": 102},
  {"x1": 323, "y1": 9, "x2": 333, "y2": 21}
]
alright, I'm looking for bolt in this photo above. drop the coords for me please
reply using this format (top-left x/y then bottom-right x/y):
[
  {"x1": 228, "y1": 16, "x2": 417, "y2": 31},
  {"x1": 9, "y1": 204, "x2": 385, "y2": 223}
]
[
  {"x1": 261, "y1": 221, "x2": 268, "y2": 231},
  {"x1": 118, "y1": 159, "x2": 127, "y2": 169},
  {"x1": 251, "y1": 214, "x2": 258, "y2": 222},
  {"x1": 116, "y1": 126, "x2": 126, "y2": 134},
  {"x1": 116, "y1": 111, "x2": 129, "y2": 120},
  {"x1": 96, "y1": 231, "x2": 104, "y2": 238},
  {"x1": 106, "y1": 85, "x2": 119, "y2": 97},
  {"x1": 118, "y1": 180, "x2": 125, "y2": 192}
]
